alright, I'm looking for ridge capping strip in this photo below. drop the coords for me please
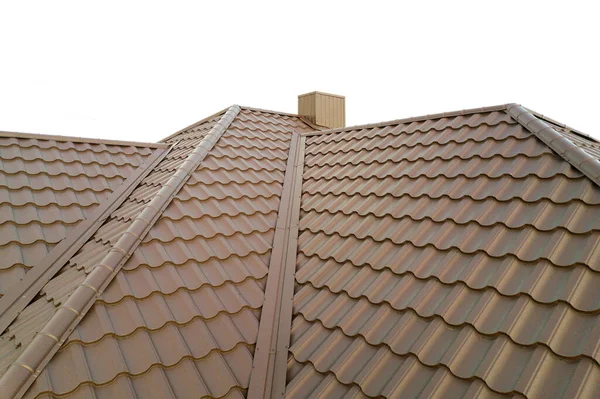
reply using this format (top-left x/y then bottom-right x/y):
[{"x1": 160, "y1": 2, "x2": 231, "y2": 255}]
[
  {"x1": 247, "y1": 131, "x2": 305, "y2": 399},
  {"x1": 0, "y1": 105, "x2": 241, "y2": 399},
  {"x1": 506, "y1": 104, "x2": 600, "y2": 188},
  {"x1": 0, "y1": 143, "x2": 171, "y2": 335}
]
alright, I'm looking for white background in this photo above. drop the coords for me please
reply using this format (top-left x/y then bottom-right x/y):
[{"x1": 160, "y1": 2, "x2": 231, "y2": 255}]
[{"x1": 0, "y1": 1, "x2": 598, "y2": 142}]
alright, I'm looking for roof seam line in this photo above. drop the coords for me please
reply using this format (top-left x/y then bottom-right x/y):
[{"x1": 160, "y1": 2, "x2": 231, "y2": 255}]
[
  {"x1": 0, "y1": 143, "x2": 171, "y2": 336},
  {"x1": 0, "y1": 106, "x2": 241, "y2": 399},
  {"x1": 247, "y1": 131, "x2": 306, "y2": 399},
  {"x1": 506, "y1": 104, "x2": 600, "y2": 188}
]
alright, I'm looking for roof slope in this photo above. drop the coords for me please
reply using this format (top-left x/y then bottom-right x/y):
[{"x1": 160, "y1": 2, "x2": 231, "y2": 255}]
[
  {"x1": 0, "y1": 108, "x2": 315, "y2": 398},
  {"x1": 286, "y1": 105, "x2": 600, "y2": 398},
  {"x1": 0, "y1": 133, "x2": 164, "y2": 297},
  {"x1": 1, "y1": 103, "x2": 599, "y2": 399}
]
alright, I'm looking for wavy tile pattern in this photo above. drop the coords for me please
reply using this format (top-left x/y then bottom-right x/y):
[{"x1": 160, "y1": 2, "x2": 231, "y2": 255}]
[
  {"x1": 0, "y1": 135, "x2": 158, "y2": 297},
  {"x1": 553, "y1": 126, "x2": 600, "y2": 160},
  {"x1": 18, "y1": 109, "x2": 314, "y2": 398},
  {"x1": 288, "y1": 110, "x2": 600, "y2": 398}
]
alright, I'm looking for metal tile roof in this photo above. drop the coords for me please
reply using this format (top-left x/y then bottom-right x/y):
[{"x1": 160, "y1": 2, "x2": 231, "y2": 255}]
[
  {"x1": 0, "y1": 108, "x2": 314, "y2": 398},
  {"x1": 0, "y1": 133, "x2": 164, "y2": 298},
  {"x1": 287, "y1": 105, "x2": 600, "y2": 399},
  {"x1": 0, "y1": 103, "x2": 599, "y2": 399}
]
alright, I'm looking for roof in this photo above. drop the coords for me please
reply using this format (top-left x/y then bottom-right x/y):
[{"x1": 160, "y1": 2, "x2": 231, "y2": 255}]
[
  {"x1": 0, "y1": 103, "x2": 599, "y2": 399},
  {"x1": 0, "y1": 131, "x2": 166, "y2": 298}
]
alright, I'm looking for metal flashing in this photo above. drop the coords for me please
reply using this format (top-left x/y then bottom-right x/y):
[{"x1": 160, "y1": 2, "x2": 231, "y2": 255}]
[
  {"x1": 0, "y1": 143, "x2": 170, "y2": 335},
  {"x1": 0, "y1": 130, "x2": 167, "y2": 148},
  {"x1": 506, "y1": 103, "x2": 600, "y2": 187},
  {"x1": 0, "y1": 106, "x2": 241, "y2": 399},
  {"x1": 302, "y1": 104, "x2": 511, "y2": 137},
  {"x1": 248, "y1": 131, "x2": 306, "y2": 399}
]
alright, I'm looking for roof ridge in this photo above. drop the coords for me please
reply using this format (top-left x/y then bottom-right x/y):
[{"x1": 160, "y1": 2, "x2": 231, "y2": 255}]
[
  {"x1": 301, "y1": 104, "x2": 511, "y2": 137},
  {"x1": 526, "y1": 108, "x2": 598, "y2": 144},
  {"x1": 0, "y1": 130, "x2": 167, "y2": 149},
  {"x1": 506, "y1": 104, "x2": 600, "y2": 188},
  {"x1": 239, "y1": 105, "x2": 324, "y2": 132},
  {"x1": 159, "y1": 106, "x2": 232, "y2": 143},
  {"x1": 240, "y1": 105, "x2": 302, "y2": 118},
  {"x1": 0, "y1": 144, "x2": 170, "y2": 336},
  {"x1": 0, "y1": 105, "x2": 241, "y2": 399}
]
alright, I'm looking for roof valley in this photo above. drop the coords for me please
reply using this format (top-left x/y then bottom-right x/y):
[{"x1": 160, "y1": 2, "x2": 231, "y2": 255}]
[
  {"x1": 0, "y1": 106, "x2": 241, "y2": 399},
  {"x1": 248, "y1": 131, "x2": 306, "y2": 399}
]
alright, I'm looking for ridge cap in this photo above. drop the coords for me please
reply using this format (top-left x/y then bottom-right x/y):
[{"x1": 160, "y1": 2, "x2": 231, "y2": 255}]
[
  {"x1": 506, "y1": 104, "x2": 600, "y2": 188},
  {"x1": 0, "y1": 105, "x2": 241, "y2": 399},
  {"x1": 524, "y1": 107, "x2": 599, "y2": 144}
]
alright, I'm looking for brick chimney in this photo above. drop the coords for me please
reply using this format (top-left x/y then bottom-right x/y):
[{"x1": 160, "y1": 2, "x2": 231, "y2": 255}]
[{"x1": 298, "y1": 91, "x2": 345, "y2": 129}]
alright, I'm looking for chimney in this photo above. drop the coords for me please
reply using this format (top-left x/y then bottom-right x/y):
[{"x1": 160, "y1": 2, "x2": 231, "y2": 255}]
[{"x1": 298, "y1": 91, "x2": 345, "y2": 129}]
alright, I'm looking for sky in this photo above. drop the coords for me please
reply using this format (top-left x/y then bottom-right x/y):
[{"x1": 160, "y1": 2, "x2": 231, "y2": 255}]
[{"x1": 0, "y1": 1, "x2": 598, "y2": 143}]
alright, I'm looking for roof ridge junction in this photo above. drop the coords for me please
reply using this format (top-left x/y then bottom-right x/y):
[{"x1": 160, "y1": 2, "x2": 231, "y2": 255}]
[
  {"x1": 0, "y1": 105, "x2": 241, "y2": 399},
  {"x1": 506, "y1": 104, "x2": 600, "y2": 188}
]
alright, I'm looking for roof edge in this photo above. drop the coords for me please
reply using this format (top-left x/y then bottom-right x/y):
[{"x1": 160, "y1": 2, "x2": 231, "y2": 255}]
[
  {"x1": 0, "y1": 105, "x2": 241, "y2": 399},
  {"x1": 0, "y1": 130, "x2": 167, "y2": 148},
  {"x1": 0, "y1": 144, "x2": 171, "y2": 336},
  {"x1": 248, "y1": 131, "x2": 306, "y2": 399},
  {"x1": 301, "y1": 104, "x2": 511, "y2": 137},
  {"x1": 506, "y1": 104, "x2": 600, "y2": 187}
]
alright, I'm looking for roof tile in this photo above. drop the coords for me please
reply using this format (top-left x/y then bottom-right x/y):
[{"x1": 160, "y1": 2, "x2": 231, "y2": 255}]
[{"x1": 289, "y1": 106, "x2": 600, "y2": 398}]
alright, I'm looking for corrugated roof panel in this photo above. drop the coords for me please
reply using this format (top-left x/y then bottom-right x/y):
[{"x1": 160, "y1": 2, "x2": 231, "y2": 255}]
[{"x1": 288, "y1": 108, "x2": 600, "y2": 398}]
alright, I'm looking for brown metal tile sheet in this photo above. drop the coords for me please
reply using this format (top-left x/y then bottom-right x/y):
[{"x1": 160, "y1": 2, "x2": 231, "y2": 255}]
[
  {"x1": 0, "y1": 135, "x2": 160, "y2": 297},
  {"x1": 10, "y1": 108, "x2": 315, "y2": 399},
  {"x1": 288, "y1": 108, "x2": 600, "y2": 398},
  {"x1": 0, "y1": 113, "x2": 223, "y2": 396}
]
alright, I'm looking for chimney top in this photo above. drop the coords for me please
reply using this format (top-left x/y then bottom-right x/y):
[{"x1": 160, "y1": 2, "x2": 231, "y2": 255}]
[{"x1": 298, "y1": 91, "x2": 345, "y2": 129}]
